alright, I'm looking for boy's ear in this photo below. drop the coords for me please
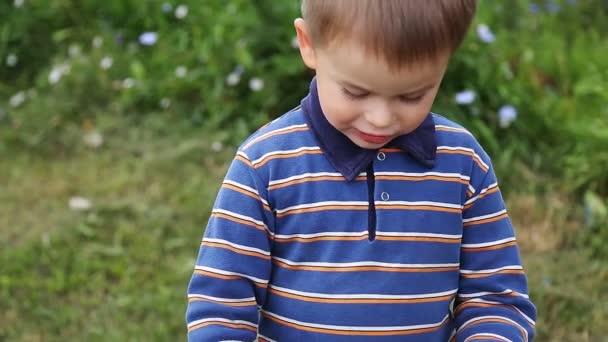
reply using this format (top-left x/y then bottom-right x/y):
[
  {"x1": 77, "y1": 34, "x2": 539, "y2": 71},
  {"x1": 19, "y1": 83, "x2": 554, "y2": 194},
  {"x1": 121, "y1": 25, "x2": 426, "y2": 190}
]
[{"x1": 294, "y1": 18, "x2": 317, "y2": 70}]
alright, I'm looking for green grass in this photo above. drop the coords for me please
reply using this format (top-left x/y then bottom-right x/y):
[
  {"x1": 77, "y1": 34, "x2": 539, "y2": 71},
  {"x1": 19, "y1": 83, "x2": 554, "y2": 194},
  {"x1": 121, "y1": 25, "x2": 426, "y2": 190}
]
[
  {"x1": 1, "y1": 118, "x2": 606, "y2": 341},
  {"x1": 0, "y1": 116, "x2": 232, "y2": 341},
  {"x1": 524, "y1": 251, "x2": 608, "y2": 341}
]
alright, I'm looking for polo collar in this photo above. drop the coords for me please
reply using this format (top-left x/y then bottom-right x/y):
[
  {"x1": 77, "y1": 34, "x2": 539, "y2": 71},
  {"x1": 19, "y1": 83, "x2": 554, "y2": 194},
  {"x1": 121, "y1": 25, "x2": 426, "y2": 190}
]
[{"x1": 301, "y1": 78, "x2": 437, "y2": 181}]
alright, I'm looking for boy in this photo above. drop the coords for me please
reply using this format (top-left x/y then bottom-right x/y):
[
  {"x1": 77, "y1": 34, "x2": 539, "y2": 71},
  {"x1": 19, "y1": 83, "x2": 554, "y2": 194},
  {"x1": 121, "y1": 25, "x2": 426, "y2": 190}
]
[{"x1": 186, "y1": 0, "x2": 536, "y2": 341}]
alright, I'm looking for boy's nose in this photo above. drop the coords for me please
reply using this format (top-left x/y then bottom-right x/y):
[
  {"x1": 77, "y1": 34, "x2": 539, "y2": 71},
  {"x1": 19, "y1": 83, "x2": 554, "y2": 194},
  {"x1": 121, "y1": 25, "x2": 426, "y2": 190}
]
[{"x1": 365, "y1": 105, "x2": 394, "y2": 129}]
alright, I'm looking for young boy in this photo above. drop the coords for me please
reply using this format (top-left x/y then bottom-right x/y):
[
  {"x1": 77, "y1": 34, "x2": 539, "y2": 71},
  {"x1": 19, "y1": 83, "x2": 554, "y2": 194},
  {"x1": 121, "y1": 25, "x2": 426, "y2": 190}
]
[{"x1": 186, "y1": 1, "x2": 536, "y2": 341}]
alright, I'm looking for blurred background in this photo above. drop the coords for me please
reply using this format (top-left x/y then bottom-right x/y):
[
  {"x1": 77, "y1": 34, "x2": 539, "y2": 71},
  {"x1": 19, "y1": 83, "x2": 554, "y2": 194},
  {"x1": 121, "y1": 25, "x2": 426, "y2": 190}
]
[{"x1": 1, "y1": 0, "x2": 607, "y2": 341}]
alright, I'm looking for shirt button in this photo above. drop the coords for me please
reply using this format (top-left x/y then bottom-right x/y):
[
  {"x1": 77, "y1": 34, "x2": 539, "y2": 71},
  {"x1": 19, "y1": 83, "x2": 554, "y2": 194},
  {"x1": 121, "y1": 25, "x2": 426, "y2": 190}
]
[
  {"x1": 377, "y1": 152, "x2": 386, "y2": 161},
  {"x1": 381, "y1": 192, "x2": 390, "y2": 201}
]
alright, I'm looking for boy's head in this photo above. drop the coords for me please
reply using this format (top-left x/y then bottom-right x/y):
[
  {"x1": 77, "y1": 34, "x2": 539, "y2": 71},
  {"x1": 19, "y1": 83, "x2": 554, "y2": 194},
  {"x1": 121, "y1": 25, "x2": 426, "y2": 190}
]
[{"x1": 295, "y1": 0, "x2": 477, "y2": 149}]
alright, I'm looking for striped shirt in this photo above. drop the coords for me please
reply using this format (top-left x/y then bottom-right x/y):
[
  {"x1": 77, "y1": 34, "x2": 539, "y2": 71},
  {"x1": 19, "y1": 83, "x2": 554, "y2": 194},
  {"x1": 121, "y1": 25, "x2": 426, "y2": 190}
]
[{"x1": 186, "y1": 80, "x2": 536, "y2": 341}]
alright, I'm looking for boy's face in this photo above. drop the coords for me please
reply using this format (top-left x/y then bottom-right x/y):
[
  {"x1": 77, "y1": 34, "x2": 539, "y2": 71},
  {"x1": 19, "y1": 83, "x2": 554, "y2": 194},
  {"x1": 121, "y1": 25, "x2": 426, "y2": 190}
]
[{"x1": 295, "y1": 19, "x2": 450, "y2": 149}]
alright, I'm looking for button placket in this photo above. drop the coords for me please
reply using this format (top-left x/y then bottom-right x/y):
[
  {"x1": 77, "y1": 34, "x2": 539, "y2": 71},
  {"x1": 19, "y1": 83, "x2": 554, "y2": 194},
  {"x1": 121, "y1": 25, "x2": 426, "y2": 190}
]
[{"x1": 377, "y1": 152, "x2": 386, "y2": 161}]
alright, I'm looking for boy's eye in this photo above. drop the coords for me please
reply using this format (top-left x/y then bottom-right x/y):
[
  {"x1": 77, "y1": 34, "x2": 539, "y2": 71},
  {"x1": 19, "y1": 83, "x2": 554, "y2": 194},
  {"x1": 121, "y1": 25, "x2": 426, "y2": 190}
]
[
  {"x1": 341, "y1": 87, "x2": 368, "y2": 100},
  {"x1": 399, "y1": 94, "x2": 425, "y2": 104}
]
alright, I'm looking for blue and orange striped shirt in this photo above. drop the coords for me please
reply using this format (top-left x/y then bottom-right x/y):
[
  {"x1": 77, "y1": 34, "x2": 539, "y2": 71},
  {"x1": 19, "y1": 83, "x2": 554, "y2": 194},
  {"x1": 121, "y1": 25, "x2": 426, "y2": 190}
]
[{"x1": 186, "y1": 80, "x2": 536, "y2": 341}]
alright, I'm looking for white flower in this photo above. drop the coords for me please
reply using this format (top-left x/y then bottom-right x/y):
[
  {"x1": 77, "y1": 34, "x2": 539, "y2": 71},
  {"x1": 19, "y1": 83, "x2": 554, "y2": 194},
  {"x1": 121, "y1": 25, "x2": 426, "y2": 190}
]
[
  {"x1": 49, "y1": 69, "x2": 63, "y2": 84},
  {"x1": 498, "y1": 105, "x2": 518, "y2": 128},
  {"x1": 211, "y1": 141, "x2": 223, "y2": 152},
  {"x1": 226, "y1": 72, "x2": 240, "y2": 86},
  {"x1": 454, "y1": 90, "x2": 476, "y2": 105},
  {"x1": 83, "y1": 131, "x2": 104, "y2": 148},
  {"x1": 100, "y1": 56, "x2": 113, "y2": 70},
  {"x1": 477, "y1": 24, "x2": 496, "y2": 44},
  {"x1": 14, "y1": 0, "x2": 24, "y2": 8},
  {"x1": 175, "y1": 5, "x2": 189, "y2": 19},
  {"x1": 122, "y1": 78, "x2": 136, "y2": 89},
  {"x1": 69, "y1": 197, "x2": 92, "y2": 211},
  {"x1": 9, "y1": 91, "x2": 26, "y2": 108},
  {"x1": 160, "y1": 98, "x2": 171, "y2": 109},
  {"x1": 68, "y1": 44, "x2": 82, "y2": 57},
  {"x1": 249, "y1": 78, "x2": 264, "y2": 92},
  {"x1": 175, "y1": 66, "x2": 187, "y2": 78},
  {"x1": 92, "y1": 36, "x2": 103, "y2": 49},
  {"x1": 6, "y1": 54, "x2": 18, "y2": 67},
  {"x1": 161, "y1": 2, "x2": 173, "y2": 13},
  {"x1": 291, "y1": 36, "x2": 299, "y2": 49},
  {"x1": 139, "y1": 32, "x2": 158, "y2": 46},
  {"x1": 48, "y1": 64, "x2": 70, "y2": 84},
  {"x1": 226, "y1": 66, "x2": 244, "y2": 86}
]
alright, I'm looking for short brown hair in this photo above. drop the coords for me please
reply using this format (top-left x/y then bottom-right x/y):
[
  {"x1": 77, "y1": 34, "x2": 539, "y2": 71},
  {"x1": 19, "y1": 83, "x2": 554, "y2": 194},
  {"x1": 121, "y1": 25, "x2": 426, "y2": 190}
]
[{"x1": 301, "y1": 0, "x2": 477, "y2": 69}]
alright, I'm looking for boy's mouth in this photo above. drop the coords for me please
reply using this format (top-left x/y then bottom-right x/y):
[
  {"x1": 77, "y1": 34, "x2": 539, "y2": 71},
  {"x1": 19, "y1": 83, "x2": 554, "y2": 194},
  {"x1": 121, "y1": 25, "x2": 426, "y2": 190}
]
[{"x1": 356, "y1": 130, "x2": 392, "y2": 145}]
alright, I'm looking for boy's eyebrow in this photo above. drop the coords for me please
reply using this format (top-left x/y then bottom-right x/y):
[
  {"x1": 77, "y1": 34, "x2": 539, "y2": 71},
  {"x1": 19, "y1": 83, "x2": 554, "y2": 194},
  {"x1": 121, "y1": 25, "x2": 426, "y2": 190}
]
[{"x1": 342, "y1": 81, "x2": 436, "y2": 96}]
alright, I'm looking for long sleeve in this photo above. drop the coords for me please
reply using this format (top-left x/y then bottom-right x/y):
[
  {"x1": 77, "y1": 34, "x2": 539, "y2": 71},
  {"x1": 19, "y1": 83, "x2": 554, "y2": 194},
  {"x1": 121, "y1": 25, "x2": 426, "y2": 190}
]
[
  {"x1": 454, "y1": 152, "x2": 536, "y2": 341},
  {"x1": 186, "y1": 151, "x2": 274, "y2": 341}
]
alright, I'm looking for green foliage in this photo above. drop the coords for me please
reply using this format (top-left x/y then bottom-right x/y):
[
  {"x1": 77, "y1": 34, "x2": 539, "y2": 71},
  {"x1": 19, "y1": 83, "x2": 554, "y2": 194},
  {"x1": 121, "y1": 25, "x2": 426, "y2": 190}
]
[
  {"x1": 437, "y1": 0, "x2": 608, "y2": 196},
  {"x1": 2, "y1": 1, "x2": 606, "y2": 198},
  {"x1": 1, "y1": 0, "x2": 305, "y2": 149},
  {"x1": 580, "y1": 191, "x2": 608, "y2": 258}
]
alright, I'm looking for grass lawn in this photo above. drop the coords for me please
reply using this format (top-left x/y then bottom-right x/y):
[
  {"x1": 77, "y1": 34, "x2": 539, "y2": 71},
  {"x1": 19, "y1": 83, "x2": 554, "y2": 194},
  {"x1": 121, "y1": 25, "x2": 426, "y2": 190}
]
[{"x1": 1, "y1": 116, "x2": 606, "y2": 341}]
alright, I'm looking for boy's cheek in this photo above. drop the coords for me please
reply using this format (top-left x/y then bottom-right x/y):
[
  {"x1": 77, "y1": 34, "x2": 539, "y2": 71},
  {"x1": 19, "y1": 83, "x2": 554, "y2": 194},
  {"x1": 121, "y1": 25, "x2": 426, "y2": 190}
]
[{"x1": 320, "y1": 97, "x2": 360, "y2": 127}]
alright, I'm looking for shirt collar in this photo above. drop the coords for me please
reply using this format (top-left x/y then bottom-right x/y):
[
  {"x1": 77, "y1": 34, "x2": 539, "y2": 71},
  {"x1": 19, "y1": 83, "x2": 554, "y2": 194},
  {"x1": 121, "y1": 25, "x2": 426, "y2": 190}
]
[{"x1": 301, "y1": 78, "x2": 437, "y2": 181}]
